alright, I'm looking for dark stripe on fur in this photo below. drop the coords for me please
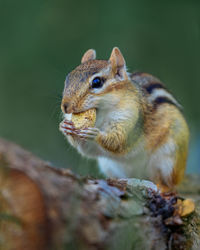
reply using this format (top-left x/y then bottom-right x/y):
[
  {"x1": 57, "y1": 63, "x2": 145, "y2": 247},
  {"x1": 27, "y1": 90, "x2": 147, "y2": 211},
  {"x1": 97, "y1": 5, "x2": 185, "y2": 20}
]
[
  {"x1": 153, "y1": 96, "x2": 177, "y2": 108},
  {"x1": 131, "y1": 72, "x2": 143, "y2": 77},
  {"x1": 144, "y1": 82, "x2": 166, "y2": 94}
]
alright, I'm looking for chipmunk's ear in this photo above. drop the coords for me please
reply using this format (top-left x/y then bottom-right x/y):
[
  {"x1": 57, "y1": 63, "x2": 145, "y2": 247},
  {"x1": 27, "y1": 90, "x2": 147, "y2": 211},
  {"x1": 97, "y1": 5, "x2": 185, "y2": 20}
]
[
  {"x1": 109, "y1": 47, "x2": 128, "y2": 79},
  {"x1": 81, "y1": 49, "x2": 96, "y2": 63}
]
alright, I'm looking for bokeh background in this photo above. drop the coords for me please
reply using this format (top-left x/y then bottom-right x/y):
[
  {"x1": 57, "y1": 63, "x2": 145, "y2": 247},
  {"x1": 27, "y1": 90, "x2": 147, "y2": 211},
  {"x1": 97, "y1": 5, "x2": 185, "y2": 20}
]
[{"x1": 0, "y1": 0, "x2": 199, "y2": 176}]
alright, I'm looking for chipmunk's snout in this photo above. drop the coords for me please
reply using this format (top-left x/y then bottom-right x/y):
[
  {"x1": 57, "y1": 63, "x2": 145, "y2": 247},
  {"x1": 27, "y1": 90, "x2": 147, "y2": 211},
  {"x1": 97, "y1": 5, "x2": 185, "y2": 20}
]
[
  {"x1": 63, "y1": 103, "x2": 69, "y2": 113},
  {"x1": 61, "y1": 102, "x2": 72, "y2": 114}
]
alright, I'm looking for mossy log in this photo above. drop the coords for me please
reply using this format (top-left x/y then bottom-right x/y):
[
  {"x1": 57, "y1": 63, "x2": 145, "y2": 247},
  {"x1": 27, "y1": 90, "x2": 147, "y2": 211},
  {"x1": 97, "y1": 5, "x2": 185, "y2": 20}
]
[{"x1": 0, "y1": 138, "x2": 199, "y2": 250}]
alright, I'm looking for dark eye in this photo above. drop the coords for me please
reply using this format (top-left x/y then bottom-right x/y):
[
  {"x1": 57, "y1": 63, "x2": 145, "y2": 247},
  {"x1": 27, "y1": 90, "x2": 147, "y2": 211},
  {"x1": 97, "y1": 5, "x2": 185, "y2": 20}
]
[{"x1": 91, "y1": 77, "x2": 104, "y2": 88}]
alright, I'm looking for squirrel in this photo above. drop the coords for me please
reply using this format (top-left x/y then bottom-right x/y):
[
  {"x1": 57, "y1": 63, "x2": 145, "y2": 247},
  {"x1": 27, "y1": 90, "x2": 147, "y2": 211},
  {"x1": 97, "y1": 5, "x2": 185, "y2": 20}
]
[{"x1": 59, "y1": 47, "x2": 189, "y2": 191}]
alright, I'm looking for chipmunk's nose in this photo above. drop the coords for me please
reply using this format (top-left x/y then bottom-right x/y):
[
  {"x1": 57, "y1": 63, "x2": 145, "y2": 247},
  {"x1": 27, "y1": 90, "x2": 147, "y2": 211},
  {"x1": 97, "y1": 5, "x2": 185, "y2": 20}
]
[{"x1": 62, "y1": 102, "x2": 71, "y2": 114}]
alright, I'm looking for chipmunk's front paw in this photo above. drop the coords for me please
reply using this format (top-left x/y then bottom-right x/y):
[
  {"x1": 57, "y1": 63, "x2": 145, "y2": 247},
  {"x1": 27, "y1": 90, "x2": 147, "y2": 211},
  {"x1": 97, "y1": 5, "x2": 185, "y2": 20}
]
[
  {"x1": 60, "y1": 120, "x2": 76, "y2": 136},
  {"x1": 60, "y1": 120, "x2": 100, "y2": 140},
  {"x1": 78, "y1": 127, "x2": 100, "y2": 140}
]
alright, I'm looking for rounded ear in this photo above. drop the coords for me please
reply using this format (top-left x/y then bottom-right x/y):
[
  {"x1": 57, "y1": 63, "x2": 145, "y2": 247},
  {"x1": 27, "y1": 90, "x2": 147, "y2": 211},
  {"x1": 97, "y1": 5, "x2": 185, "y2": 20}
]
[
  {"x1": 81, "y1": 49, "x2": 96, "y2": 63},
  {"x1": 109, "y1": 47, "x2": 128, "y2": 79}
]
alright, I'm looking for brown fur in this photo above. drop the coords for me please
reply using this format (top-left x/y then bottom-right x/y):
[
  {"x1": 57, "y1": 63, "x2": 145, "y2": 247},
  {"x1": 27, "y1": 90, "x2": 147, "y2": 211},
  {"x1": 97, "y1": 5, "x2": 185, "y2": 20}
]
[
  {"x1": 132, "y1": 73, "x2": 189, "y2": 188},
  {"x1": 131, "y1": 72, "x2": 162, "y2": 86},
  {"x1": 62, "y1": 60, "x2": 109, "y2": 113},
  {"x1": 144, "y1": 105, "x2": 172, "y2": 151},
  {"x1": 145, "y1": 104, "x2": 189, "y2": 188}
]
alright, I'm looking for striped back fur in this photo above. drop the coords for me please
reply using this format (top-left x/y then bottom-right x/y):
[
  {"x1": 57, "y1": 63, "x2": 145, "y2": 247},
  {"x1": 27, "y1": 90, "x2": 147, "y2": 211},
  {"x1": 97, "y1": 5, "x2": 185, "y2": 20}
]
[{"x1": 130, "y1": 72, "x2": 182, "y2": 110}]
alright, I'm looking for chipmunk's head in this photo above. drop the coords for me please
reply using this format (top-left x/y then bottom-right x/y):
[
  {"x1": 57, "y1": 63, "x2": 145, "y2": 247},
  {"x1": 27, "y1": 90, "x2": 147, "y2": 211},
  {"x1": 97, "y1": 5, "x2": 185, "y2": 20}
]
[{"x1": 61, "y1": 47, "x2": 130, "y2": 114}]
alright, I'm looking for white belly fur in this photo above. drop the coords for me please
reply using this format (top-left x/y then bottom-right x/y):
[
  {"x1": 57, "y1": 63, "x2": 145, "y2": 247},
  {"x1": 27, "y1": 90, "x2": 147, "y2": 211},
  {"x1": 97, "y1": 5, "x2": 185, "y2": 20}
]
[
  {"x1": 98, "y1": 138, "x2": 150, "y2": 179},
  {"x1": 98, "y1": 138, "x2": 176, "y2": 183}
]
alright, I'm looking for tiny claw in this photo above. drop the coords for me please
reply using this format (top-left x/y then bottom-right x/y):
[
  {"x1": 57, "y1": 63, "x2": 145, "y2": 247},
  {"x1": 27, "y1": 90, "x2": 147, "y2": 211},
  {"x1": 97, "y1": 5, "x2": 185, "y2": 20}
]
[
  {"x1": 64, "y1": 120, "x2": 74, "y2": 125},
  {"x1": 76, "y1": 127, "x2": 100, "y2": 140},
  {"x1": 61, "y1": 123, "x2": 76, "y2": 130},
  {"x1": 60, "y1": 121, "x2": 100, "y2": 141}
]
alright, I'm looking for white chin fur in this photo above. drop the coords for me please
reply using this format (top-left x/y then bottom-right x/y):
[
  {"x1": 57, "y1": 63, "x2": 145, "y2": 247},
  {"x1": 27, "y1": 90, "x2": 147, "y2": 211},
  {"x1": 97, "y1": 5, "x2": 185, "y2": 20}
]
[{"x1": 64, "y1": 113, "x2": 72, "y2": 120}]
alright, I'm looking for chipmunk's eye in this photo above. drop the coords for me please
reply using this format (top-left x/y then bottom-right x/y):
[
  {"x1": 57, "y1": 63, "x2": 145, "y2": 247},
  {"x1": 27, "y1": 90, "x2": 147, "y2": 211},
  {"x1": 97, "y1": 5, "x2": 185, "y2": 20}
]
[{"x1": 91, "y1": 77, "x2": 104, "y2": 88}]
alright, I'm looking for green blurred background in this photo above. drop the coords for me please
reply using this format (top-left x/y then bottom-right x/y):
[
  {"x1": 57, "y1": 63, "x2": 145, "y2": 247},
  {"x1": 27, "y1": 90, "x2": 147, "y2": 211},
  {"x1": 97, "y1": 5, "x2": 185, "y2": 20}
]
[{"x1": 0, "y1": 0, "x2": 199, "y2": 176}]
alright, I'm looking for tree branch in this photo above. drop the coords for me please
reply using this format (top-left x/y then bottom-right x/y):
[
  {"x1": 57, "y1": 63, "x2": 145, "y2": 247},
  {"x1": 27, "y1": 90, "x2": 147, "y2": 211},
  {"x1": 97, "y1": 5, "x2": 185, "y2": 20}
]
[{"x1": 0, "y1": 138, "x2": 199, "y2": 250}]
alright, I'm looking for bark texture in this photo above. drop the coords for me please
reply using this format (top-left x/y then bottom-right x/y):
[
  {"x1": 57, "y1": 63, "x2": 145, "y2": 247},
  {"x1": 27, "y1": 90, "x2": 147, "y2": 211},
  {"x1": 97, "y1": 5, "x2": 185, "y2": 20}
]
[{"x1": 0, "y1": 138, "x2": 199, "y2": 250}]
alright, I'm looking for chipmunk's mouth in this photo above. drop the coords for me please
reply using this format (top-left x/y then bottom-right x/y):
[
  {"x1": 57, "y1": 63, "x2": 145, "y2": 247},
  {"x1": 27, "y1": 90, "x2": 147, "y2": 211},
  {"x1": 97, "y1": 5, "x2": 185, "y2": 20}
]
[
  {"x1": 63, "y1": 109, "x2": 96, "y2": 129},
  {"x1": 64, "y1": 113, "x2": 72, "y2": 120},
  {"x1": 64, "y1": 109, "x2": 94, "y2": 120},
  {"x1": 64, "y1": 107, "x2": 97, "y2": 118}
]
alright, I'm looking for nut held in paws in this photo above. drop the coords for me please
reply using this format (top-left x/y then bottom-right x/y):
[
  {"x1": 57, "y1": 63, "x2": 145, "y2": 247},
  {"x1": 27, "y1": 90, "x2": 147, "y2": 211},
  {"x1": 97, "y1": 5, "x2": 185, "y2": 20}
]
[{"x1": 71, "y1": 108, "x2": 96, "y2": 129}]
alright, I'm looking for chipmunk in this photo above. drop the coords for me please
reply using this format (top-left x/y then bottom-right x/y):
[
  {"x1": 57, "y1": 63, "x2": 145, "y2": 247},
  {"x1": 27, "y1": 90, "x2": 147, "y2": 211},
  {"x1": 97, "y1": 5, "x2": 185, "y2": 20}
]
[{"x1": 59, "y1": 47, "x2": 189, "y2": 190}]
